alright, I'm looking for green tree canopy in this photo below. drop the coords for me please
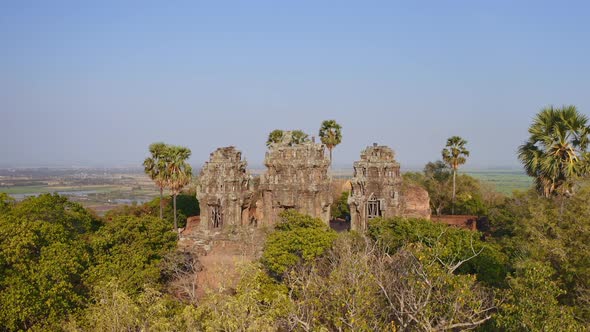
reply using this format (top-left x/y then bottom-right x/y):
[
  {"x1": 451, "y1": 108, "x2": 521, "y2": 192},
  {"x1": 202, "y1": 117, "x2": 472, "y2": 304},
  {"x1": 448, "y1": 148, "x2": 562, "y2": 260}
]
[
  {"x1": 86, "y1": 215, "x2": 178, "y2": 294},
  {"x1": 494, "y1": 182, "x2": 590, "y2": 322},
  {"x1": 0, "y1": 194, "x2": 100, "y2": 330},
  {"x1": 71, "y1": 281, "x2": 181, "y2": 332},
  {"x1": 404, "y1": 162, "x2": 490, "y2": 216},
  {"x1": 331, "y1": 191, "x2": 350, "y2": 220},
  {"x1": 518, "y1": 105, "x2": 590, "y2": 197},
  {"x1": 367, "y1": 217, "x2": 508, "y2": 286},
  {"x1": 194, "y1": 263, "x2": 291, "y2": 331},
  {"x1": 262, "y1": 210, "x2": 337, "y2": 277},
  {"x1": 0, "y1": 193, "x2": 14, "y2": 213},
  {"x1": 496, "y1": 261, "x2": 581, "y2": 331},
  {"x1": 106, "y1": 193, "x2": 199, "y2": 229}
]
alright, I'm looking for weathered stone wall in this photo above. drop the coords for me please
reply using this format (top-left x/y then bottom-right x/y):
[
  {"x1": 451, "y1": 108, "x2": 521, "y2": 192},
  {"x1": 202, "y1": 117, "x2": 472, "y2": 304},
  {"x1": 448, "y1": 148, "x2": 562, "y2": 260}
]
[
  {"x1": 259, "y1": 137, "x2": 332, "y2": 226},
  {"x1": 196, "y1": 147, "x2": 254, "y2": 229},
  {"x1": 400, "y1": 182, "x2": 431, "y2": 219},
  {"x1": 349, "y1": 143, "x2": 430, "y2": 231},
  {"x1": 197, "y1": 142, "x2": 429, "y2": 232}
]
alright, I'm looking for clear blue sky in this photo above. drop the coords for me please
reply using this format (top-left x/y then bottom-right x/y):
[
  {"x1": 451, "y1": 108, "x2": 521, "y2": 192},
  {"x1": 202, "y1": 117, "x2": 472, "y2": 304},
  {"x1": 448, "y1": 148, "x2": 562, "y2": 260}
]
[{"x1": 1, "y1": 1, "x2": 589, "y2": 169}]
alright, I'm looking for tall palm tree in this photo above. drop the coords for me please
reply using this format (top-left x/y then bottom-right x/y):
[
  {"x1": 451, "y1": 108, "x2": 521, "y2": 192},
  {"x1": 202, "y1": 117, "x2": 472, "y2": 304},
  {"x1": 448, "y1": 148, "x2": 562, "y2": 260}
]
[
  {"x1": 442, "y1": 136, "x2": 470, "y2": 214},
  {"x1": 143, "y1": 142, "x2": 169, "y2": 219},
  {"x1": 166, "y1": 145, "x2": 193, "y2": 234},
  {"x1": 319, "y1": 120, "x2": 342, "y2": 164},
  {"x1": 518, "y1": 105, "x2": 590, "y2": 197}
]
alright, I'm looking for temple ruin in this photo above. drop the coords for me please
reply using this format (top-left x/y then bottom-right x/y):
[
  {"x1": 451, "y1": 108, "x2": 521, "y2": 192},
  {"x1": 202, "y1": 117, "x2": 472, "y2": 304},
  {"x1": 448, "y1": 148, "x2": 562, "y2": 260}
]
[
  {"x1": 196, "y1": 147, "x2": 254, "y2": 229},
  {"x1": 195, "y1": 140, "x2": 429, "y2": 232},
  {"x1": 188, "y1": 137, "x2": 432, "y2": 303},
  {"x1": 349, "y1": 143, "x2": 430, "y2": 231},
  {"x1": 259, "y1": 134, "x2": 332, "y2": 225}
]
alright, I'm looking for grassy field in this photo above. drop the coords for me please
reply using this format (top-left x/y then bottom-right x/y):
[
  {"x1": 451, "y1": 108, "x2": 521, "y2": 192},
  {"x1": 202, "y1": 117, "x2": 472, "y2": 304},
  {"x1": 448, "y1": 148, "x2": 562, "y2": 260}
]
[
  {"x1": 0, "y1": 185, "x2": 120, "y2": 195},
  {"x1": 331, "y1": 168, "x2": 532, "y2": 196},
  {"x1": 465, "y1": 169, "x2": 532, "y2": 195},
  {"x1": 334, "y1": 167, "x2": 532, "y2": 196}
]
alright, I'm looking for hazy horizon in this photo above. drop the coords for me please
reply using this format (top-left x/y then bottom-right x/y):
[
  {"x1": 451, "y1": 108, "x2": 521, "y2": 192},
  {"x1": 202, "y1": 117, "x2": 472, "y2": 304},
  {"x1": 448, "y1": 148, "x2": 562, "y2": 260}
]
[
  {"x1": 2, "y1": 1, "x2": 589, "y2": 169},
  {"x1": 0, "y1": 160, "x2": 529, "y2": 173}
]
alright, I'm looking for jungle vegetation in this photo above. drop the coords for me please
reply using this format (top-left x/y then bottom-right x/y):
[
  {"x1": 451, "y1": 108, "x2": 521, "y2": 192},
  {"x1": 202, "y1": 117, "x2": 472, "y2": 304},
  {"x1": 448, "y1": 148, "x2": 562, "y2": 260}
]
[{"x1": 0, "y1": 107, "x2": 589, "y2": 331}]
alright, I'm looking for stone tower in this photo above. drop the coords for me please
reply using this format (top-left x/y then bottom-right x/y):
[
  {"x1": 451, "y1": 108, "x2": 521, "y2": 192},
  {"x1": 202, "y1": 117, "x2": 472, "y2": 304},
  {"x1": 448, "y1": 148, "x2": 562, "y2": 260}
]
[
  {"x1": 259, "y1": 134, "x2": 332, "y2": 226},
  {"x1": 196, "y1": 147, "x2": 254, "y2": 230},
  {"x1": 348, "y1": 144, "x2": 403, "y2": 231},
  {"x1": 349, "y1": 143, "x2": 431, "y2": 231}
]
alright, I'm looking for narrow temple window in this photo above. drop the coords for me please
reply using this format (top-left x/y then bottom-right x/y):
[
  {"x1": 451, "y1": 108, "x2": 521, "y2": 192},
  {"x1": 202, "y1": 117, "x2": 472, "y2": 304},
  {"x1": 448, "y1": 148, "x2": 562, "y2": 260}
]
[
  {"x1": 211, "y1": 206, "x2": 222, "y2": 228},
  {"x1": 367, "y1": 199, "x2": 382, "y2": 219}
]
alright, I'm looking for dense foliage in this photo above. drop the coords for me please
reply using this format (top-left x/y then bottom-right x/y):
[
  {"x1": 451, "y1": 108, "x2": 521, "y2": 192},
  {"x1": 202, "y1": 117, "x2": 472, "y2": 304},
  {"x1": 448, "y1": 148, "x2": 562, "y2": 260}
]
[
  {"x1": 404, "y1": 162, "x2": 501, "y2": 216},
  {"x1": 0, "y1": 195, "x2": 100, "y2": 330},
  {"x1": 0, "y1": 194, "x2": 178, "y2": 331},
  {"x1": 261, "y1": 210, "x2": 337, "y2": 276},
  {"x1": 368, "y1": 217, "x2": 508, "y2": 286},
  {"x1": 2, "y1": 108, "x2": 590, "y2": 330},
  {"x1": 330, "y1": 191, "x2": 350, "y2": 219},
  {"x1": 496, "y1": 261, "x2": 580, "y2": 331},
  {"x1": 105, "y1": 193, "x2": 199, "y2": 229},
  {"x1": 1, "y1": 180, "x2": 590, "y2": 330},
  {"x1": 86, "y1": 215, "x2": 178, "y2": 294}
]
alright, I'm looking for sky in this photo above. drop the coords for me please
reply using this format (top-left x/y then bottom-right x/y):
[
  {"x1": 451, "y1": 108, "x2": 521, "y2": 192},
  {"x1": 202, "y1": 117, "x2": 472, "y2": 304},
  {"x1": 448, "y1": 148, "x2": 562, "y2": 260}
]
[{"x1": 1, "y1": 1, "x2": 589, "y2": 170}]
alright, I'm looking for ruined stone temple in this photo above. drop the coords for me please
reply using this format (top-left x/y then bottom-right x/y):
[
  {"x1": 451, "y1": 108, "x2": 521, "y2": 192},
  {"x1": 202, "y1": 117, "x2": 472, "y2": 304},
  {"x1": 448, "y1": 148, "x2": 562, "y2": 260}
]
[
  {"x1": 196, "y1": 140, "x2": 428, "y2": 232},
  {"x1": 189, "y1": 140, "x2": 430, "y2": 301},
  {"x1": 196, "y1": 137, "x2": 332, "y2": 229},
  {"x1": 196, "y1": 147, "x2": 255, "y2": 229},
  {"x1": 348, "y1": 143, "x2": 430, "y2": 231},
  {"x1": 259, "y1": 135, "x2": 332, "y2": 225}
]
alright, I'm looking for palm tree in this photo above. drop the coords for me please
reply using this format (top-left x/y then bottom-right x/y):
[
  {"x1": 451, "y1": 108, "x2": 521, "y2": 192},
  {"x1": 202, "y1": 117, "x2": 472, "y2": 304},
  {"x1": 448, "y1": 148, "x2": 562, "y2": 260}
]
[
  {"x1": 143, "y1": 142, "x2": 169, "y2": 219},
  {"x1": 166, "y1": 146, "x2": 193, "y2": 234},
  {"x1": 442, "y1": 136, "x2": 470, "y2": 214},
  {"x1": 518, "y1": 105, "x2": 590, "y2": 197},
  {"x1": 318, "y1": 120, "x2": 342, "y2": 163},
  {"x1": 290, "y1": 130, "x2": 309, "y2": 145},
  {"x1": 266, "y1": 129, "x2": 284, "y2": 147}
]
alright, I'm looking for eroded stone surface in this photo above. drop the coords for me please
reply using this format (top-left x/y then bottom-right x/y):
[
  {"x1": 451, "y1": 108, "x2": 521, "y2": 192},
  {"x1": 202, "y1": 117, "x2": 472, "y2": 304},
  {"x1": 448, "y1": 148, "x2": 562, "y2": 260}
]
[
  {"x1": 196, "y1": 147, "x2": 255, "y2": 230},
  {"x1": 349, "y1": 143, "x2": 430, "y2": 231},
  {"x1": 196, "y1": 142, "x2": 429, "y2": 232},
  {"x1": 259, "y1": 137, "x2": 333, "y2": 226}
]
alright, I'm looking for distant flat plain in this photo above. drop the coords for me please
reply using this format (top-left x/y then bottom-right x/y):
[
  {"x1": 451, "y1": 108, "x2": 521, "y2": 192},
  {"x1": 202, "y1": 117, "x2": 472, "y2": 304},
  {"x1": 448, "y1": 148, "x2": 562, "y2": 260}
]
[
  {"x1": 463, "y1": 169, "x2": 532, "y2": 195},
  {"x1": 330, "y1": 167, "x2": 532, "y2": 195},
  {"x1": 0, "y1": 169, "x2": 161, "y2": 215}
]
